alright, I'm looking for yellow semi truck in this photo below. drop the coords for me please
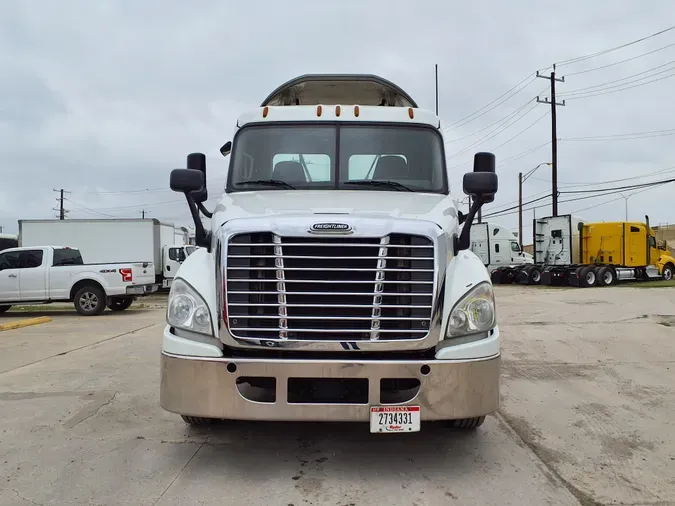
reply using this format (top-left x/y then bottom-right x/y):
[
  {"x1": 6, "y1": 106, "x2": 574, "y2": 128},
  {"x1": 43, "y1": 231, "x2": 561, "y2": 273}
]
[{"x1": 492, "y1": 214, "x2": 674, "y2": 287}]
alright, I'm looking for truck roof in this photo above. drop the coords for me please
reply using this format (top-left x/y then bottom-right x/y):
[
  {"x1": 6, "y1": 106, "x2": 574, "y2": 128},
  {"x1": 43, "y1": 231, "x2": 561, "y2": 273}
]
[{"x1": 260, "y1": 74, "x2": 419, "y2": 107}]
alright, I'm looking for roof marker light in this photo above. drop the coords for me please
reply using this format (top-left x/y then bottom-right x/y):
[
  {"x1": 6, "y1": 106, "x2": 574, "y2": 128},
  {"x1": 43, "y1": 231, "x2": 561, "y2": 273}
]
[
  {"x1": 317, "y1": 105, "x2": 323, "y2": 117},
  {"x1": 335, "y1": 105, "x2": 341, "y2": 117},
  {"x1": 262, "y1": 106, "x2": 269, "y2": 118},
  {"x1": 408, "y1": 107, "x2": 414, "y2": 119},
  {"x1": 354, "y1": 105, "x2": 360, "y2": 117}
]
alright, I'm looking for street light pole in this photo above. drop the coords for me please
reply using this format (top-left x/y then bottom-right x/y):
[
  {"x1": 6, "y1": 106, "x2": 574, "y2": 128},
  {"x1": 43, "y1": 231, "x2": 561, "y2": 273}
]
[{"x1": 518, "y1": 172, "x2": 523, "y2": 250}]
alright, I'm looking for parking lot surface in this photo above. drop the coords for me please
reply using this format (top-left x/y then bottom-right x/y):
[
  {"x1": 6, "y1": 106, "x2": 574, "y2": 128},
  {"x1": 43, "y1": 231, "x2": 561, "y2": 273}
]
[{"x1": 0, "y1": 285, "x2": 674, "y2": 505}]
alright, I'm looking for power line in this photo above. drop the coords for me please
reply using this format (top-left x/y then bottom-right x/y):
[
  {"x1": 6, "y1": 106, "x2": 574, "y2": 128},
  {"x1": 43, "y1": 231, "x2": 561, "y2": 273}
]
[
  {"x1": 566, "y1": 41, "x2": 675, "y2": 76},
  {"x1": 529, "y1": 165, "x2": 675, "y2": 187},
  {"x1": 444, "y1": 99, "x2": 534, "y2": 143},
  {"x1": 558, "y1": 60, "x2": 675, "y2": 97},
  {"x1": 564, "y1": 70, "x2": 675, "y2": 100},
  {"x1": 561, "y1": 128, "x2": 675, "y2": 142},
  {"x1": 555, "y1": 24, "x2": 675, "y2": 67},
  {"x1": 445, "y1": 74, "x2": 537, "y2": 129}
]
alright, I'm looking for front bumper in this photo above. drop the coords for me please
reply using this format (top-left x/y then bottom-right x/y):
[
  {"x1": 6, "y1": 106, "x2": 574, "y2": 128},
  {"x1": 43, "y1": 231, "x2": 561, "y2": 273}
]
[{"x1": 160, "y1": 350, "x2": 500, "y2": 422}]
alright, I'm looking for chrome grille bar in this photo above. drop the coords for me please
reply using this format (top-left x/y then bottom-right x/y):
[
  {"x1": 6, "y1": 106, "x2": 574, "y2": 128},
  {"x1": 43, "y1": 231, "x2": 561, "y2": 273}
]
[{"x1": 225, "y1": 232, "x2": 435, "y2": 342}]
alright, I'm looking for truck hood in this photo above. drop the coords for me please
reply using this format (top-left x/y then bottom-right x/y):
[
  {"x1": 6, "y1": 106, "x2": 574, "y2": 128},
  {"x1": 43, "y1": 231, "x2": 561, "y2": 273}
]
[{"x1": 213, "y1": 190, "x2": 456, "y2": 225}]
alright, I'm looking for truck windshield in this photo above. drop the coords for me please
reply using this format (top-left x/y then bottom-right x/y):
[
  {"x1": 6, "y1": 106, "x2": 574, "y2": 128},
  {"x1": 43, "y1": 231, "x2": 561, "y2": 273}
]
[{"x1": 226, "y1": 124, "x2": 448, "y2": 194}]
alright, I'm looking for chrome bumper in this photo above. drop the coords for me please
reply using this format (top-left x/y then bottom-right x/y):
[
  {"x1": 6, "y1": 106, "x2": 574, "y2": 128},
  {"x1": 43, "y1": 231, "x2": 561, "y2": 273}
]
[{"x1": 160, "y1": 351, "x2": 500, "y2": 422}]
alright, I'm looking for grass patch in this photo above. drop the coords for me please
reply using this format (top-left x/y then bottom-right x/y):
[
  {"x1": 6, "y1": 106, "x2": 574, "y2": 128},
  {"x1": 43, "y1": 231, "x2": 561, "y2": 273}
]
[{"x1": 617, "y1": 279, "x2": 675, "y2": 289}]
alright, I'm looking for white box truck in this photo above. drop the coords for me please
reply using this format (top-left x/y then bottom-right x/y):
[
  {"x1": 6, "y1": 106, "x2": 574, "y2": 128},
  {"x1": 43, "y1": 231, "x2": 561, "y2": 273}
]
[
  {"x1": 18, "y1": 219, "x2": 195, "y2": 289},
  {"x1": 160, "y1": 74, "x2": 501, "y2": 433}
]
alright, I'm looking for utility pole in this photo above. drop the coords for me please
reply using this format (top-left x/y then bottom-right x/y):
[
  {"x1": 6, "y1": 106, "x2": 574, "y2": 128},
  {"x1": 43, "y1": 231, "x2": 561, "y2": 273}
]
[
  {"x1": 434, "y1": 64, "x2": 439, "y2": 115},
  {"x1": 140, "y1": 209, "x2": 148, "y2": 219},
  {"x1": 53, "y1": 189, "x2": 70, "y2": 220},
  {"x1": 518, "y1": 172, "x2": 523, "y2": 249},
  {"x1": 536, "y1": 64, "x2": 565, "y2": 216}
]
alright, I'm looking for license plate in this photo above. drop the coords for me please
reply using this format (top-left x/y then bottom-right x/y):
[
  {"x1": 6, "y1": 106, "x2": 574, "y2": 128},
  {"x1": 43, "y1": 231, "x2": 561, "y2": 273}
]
[
  {"x1": 370, "y1": 406, "x2": 420, "y2": 433},
  {"x1": 126, "y1": 286, "x2": 144, "y2": 295}
]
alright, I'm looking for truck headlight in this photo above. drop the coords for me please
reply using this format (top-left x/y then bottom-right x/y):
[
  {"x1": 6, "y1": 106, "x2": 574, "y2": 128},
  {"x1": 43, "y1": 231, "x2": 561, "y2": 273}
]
[
  {"x1": 167, "y1": 278, "x2": 214, "y2": 336},
  {"x1": 446, "y1": 281, "x2": 496, "y2": 338}
]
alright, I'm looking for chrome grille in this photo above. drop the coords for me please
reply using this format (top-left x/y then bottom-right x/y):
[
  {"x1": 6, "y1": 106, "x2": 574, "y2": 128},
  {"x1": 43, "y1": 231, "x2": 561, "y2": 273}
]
[{"x1": 225, "y1": 232, "x2": 435, "y2": 341}]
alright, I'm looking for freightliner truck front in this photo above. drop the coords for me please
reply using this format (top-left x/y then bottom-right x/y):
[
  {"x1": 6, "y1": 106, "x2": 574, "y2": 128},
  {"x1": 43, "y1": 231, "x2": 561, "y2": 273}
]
[{"x1": 160, "y1": 74, "x2": 501, "y2": 433}]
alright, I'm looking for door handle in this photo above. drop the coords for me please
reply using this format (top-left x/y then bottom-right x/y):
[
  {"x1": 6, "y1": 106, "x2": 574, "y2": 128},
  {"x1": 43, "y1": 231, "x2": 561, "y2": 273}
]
[{"x1": 8, "y1": 274, "x2": 17, "y2": 278}]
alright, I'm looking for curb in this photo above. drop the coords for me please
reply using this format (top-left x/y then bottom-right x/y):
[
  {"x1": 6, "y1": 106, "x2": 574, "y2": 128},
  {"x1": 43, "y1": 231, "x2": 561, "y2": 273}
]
[{"x1": 0, "y1": 316, "x2": 52, "y2": 332}]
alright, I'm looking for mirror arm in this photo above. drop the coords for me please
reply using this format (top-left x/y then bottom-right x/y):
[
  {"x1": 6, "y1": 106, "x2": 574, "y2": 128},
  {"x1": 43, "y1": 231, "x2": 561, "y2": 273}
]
[
  {"x1": 184, "y1": 193, "x2": 210, "y2": 249},
  {"x1": 197, "y1": 202, "x2": 213, "y2": 219},
  {"x1": 455, "y1": 196, "x2": 485, "y2": 254}
]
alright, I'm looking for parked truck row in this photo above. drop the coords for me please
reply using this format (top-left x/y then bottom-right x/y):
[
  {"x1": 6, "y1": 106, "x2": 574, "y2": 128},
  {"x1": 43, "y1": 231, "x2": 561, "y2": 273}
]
[
  {"x1": 489, "y1": 214, "x2": 675, "y2": 287},
  {"x1": 19, "y1": 218, "x2": 196, "y2": 289}
]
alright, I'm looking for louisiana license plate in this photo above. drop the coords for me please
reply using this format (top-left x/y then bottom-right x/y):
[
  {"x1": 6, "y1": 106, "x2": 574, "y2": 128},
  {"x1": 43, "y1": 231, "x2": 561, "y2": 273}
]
[{"x1": 370, "y1": 406, "x2": 420, "y2": 433}]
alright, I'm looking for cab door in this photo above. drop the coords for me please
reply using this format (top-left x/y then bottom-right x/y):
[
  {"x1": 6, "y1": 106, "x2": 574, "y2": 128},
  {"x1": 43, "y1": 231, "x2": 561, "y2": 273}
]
[
  {"x1": 0, "y1": 250, "x2": 21, "y2": 302},
  {"x1": 18, "y1": 249, "x2": 47, "y2": 300}
]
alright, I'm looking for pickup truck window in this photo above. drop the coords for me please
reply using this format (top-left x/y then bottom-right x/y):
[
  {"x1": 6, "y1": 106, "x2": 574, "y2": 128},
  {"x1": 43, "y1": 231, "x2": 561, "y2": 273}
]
[
  {"x1": 53, "y1": 248, "x2": 83, "y2": 266},
  {"x1": 20, "y1": 250, "x2": 43, "y2": 268},
  {"x1": 0, "y1": 251, "x2": 20, "y2": 270},
  {"x1": 227, "y1": 124, "x2": 448, "y2": 194}
]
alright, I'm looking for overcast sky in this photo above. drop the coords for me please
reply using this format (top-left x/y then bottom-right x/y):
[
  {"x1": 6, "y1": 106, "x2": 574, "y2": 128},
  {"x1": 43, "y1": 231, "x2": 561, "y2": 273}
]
[{"x1": 2, "y1": 1, "x2": 675, "y2": 241}]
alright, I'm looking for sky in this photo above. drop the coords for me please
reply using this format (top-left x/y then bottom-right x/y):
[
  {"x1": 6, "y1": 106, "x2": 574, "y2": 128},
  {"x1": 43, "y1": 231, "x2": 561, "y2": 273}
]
[{"x1": 1, "y1": 1, "x2": 675, "y2": 243}]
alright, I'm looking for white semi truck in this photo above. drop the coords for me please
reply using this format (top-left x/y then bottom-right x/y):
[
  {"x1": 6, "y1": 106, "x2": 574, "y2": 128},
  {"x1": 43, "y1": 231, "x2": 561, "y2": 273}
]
[
  {"x1": 469, "y1": 222, "x2": 533, "y2": 273},
  {"x1": 160, "y1": 74, "x2": 501, "y2": 433},
  {"x1": 19, "y1": 219, "x2": 195, "y2": 289}
]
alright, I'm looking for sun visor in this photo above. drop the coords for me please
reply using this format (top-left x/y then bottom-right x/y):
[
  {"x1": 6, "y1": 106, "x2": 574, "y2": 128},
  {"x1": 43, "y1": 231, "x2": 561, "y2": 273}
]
[{"x1": 260, "y1": 74, "x2": 419, "y2": 108}]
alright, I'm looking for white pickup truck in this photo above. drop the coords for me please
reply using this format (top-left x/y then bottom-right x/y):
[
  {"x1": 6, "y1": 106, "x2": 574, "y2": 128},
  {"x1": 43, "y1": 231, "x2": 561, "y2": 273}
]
[{"x1": 0, "y1": 245, "x2": 158, "y2": 315}]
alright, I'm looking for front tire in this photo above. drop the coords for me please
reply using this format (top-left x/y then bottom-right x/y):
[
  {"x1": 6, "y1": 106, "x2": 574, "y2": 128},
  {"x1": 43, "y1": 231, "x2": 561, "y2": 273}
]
[
  {"x1": 74, "y1": 285, "x2": 106, "y2": 316},
  {"x1": 0, "y1": 305, "x2": 11, "y2": 314},
  {"x1": 181, "y1": 415, "x2": 218, "y2": 426},
  {"x1": 447, "y1": 416, "x2": 486, "y2": 429},
  {"x1": 663, "y1": 264, "x2": 674, "y2": 281},
  {"x1": 108, "y1": 297, "x2": 133, "y2": 311}
]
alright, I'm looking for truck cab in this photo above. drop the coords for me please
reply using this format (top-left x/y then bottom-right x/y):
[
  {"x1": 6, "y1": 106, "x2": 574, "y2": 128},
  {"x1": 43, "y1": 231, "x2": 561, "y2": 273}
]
[
  {"x1": 160, "y1": 74, "x2": 501, "y2": 432},
  {"x1": 161, "y1": 244, "x2": 197, "y2": 288},
  {"x1": 470, "y1": 222, "x2": 533, "y2": 273}
]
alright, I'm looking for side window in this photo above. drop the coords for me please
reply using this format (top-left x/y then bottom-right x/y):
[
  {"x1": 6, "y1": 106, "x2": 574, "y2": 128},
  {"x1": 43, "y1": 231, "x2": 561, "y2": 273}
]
[
  {"x1": 649, "y1": 236, "x2": 656, "y2": 248},
  {"x1": 511, "y1": 241, "x2": 520, "y2": 252},
  {"x1": 53, "y1": 248, "x2": 83, "y2": 266},
  {"x1": 495, "y1": 244, "x2": 500, "y2": 253},
  {"x1": 169, "y1": 248, "x2": 186, "y2": 262},
  {"x1": 0, "y1": 251, "x2": 20, "y2": 270},
  {"x1": 630, "y1": 226, "x2": 640, "y2": 233},
  {"x1": 272, "y1": 154, "x2": 331, "y2": 182},
  {"x1": 347, "y1": 154, "x2": 407, "y2": 180},
  {"x1": 20, "y1": 250, "x2": 44, "y2": 268}
]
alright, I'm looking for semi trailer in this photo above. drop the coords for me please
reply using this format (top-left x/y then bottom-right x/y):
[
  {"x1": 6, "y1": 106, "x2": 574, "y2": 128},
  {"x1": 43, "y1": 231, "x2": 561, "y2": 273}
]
[
  {"x1": 491, "y1": 214, "x2": 675, "y2": 287},
  {"x1": 160, "y1": 73, "x2": 501, "y2": 432}
]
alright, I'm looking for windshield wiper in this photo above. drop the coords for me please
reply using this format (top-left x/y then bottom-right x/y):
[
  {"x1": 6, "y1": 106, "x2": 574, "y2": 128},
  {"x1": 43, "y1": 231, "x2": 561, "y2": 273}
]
[
  {"x1": 344, "y1": 180, "x2": 413, "y2": 192},
  {"x1": 235, "y1": 179, "x2": 296, "y2": 189}
]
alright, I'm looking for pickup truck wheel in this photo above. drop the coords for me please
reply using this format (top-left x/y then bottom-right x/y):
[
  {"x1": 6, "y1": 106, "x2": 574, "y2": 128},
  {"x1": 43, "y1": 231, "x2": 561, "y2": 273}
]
[
  {"x1": 181, "y1": 415, "x2": 218, "y2": 426},
  {"x1": 108, "y1": 297, "x2": 133, "y2": 311},
  {"x1": 74, "y1": 285, "x2": 106, "y2": 316},
  {"x1": 0, "y1": 305, "x2": 11, "y2": 313},
  {"x1": 447, "y1": 416, "x2": 486, "y2": 429}
]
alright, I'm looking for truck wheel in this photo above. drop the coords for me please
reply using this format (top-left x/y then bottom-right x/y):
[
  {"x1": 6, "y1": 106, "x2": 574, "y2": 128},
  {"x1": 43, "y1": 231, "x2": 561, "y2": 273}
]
[
  {"x1": 447, "y1": 416, "x2": 486, "y2": 429},
  {"x1": 108, "y1": 297, "x2": 133, "y2": 311},
  {"x1": 181, "y1": 415, "x2": 218, "y2": 426},
  {"x1": 0, "y1": 305, "x2": 11, "y2": 313},
  {"x1": 528, "y1": 267, "x2": 542, "y2": 285},
  {"x1": 663, "y1": 264, "x2": 674, "y2": 281},
  {"x1": 579, "y1": 266, "x2": 597, "y2": 288},
  {"x1": 597, "y1": 266, "x2": 615, "y2": 286},
  {"x1": 74, "y1": 285, "x2": 106, "y2": 316}
]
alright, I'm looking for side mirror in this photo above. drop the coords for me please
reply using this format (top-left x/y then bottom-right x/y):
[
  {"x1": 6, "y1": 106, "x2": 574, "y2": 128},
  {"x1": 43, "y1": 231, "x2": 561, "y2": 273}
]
[
  {"x1": 186, "y1": 153, "x2": 207, "y2": 203},
  {"x1": 170, "y1": 169, "x2": 204, "y2": 193},
  {"x1": 463, "y1": 172, "x2": 498, "y2": 202},
  {"x1": 473, "y1": 152, "x2": 496, "y2": 173},
  {"x1": 220, "y1": 141, "x2": 232, "y2": 157}
]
